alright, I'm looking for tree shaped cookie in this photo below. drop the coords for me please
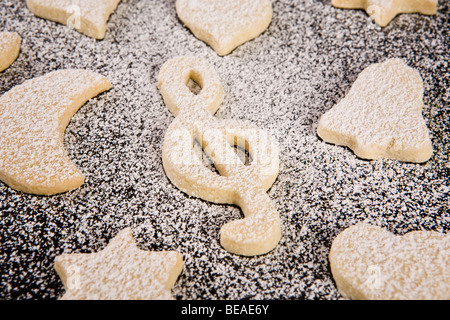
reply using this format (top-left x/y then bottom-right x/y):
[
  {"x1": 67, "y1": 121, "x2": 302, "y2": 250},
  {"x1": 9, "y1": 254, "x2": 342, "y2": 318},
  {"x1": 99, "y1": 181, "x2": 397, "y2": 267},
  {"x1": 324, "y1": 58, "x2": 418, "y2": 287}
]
[
  {"x1": 176, "y1": 0, "x2": 273, "y2": 56},
  {"x1": 0, "y1": 32, "x2": 21, "y2": 72},
  {"x1": 55, "y1": 228, "x2": 184, "y2": 300},
  {"x1": 332, "y1": 0, "x2": 437, "y2": 27},
  {"x1": 26, "y1": 0, "x2": 122, "y2": 39},
  {"x1": 329, "y1": 222, "x2": 450, "y2": 300},
  {"x1": 317, "y1": 59, "x2": 433, "y2": 163},
  {"x1": 0, "y1": 69, "x2": 111, "y2": 195}
]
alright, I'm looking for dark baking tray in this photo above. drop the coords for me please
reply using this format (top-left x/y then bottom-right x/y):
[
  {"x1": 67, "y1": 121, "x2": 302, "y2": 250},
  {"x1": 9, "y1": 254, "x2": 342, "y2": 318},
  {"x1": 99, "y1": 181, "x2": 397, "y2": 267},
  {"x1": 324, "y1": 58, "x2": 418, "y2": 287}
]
[{"x1": 1, "y1": 0, "x2": 449, "y2": 300}]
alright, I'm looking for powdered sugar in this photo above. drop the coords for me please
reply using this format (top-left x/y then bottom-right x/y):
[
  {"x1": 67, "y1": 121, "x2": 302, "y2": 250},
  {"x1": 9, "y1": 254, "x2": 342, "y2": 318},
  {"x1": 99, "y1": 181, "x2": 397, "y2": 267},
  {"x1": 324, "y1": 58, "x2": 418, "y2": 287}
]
[{"x1": 0, "y1": 0, "x2": 448, "y2": 300}]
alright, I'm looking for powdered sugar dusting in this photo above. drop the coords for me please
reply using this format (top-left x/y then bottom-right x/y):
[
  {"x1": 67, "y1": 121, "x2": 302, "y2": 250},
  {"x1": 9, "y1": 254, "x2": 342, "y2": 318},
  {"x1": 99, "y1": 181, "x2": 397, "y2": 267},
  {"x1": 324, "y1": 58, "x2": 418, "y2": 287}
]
[{"x1": 0, "y1": 0, "x2": 448, "y2": 300}]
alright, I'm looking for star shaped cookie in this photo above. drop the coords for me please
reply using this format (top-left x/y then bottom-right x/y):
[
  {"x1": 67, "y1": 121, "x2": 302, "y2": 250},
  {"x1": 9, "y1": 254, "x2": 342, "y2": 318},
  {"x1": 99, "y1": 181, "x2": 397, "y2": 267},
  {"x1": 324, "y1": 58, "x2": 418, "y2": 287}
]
[
  {"x1": 55, "y1": 228, "x2": 184, "y2": 300},
  {"x1": 332, "y1": 0, "x2": 437, "y2": 27},
  {"x1": 26, "y1": 0, "x2": 122, "y2": 39},
  {"x1": 0, "y1": 32, "x2": 21, "y2": 72}
]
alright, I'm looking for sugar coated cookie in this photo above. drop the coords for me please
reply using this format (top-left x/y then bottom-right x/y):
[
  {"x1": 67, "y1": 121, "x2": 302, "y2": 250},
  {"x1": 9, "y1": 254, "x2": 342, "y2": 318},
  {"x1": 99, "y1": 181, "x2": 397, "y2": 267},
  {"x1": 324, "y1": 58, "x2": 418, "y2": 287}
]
[
  {"x1": 0, "y1": 69, "x2": 111, "y2": 195},
  {"x1": 176, "y1": 0, "x2": 273, "y2": 56},
  {"x1": 317, "y1": 58, "x2": 433, "y2": 163},
  {"x1": 26, "y1": 0, "x2": 122, "y2": 39},
  {"x1": 332, "y1": 0, "x2": 437, "y2": 27},
  {"x1": 329, "y1": 222, "x2": 450, "y2": 300},
  {"x1": 158, "y1": 56, "x2": 281, "y2": 256},
  {"x1": 0, "y1": 32, "x2": 21, "y2": 72},
  {"x1": 55, "y1": 228, "x2": 184, "y2": 300}
]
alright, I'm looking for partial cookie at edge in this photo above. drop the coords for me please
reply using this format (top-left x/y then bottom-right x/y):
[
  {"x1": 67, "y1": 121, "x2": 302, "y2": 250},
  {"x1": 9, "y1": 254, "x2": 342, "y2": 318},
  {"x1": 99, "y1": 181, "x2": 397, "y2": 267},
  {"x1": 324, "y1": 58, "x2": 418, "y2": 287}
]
[
  {"x1": 26, "y1": 0, "x2": 122, "y2": 39},
  {"x1": 0, "y1": 69, "x2": 111, "y2": 195},
  {"x1": 0, "y1": 32, "x2": 21, "y2": 72},
  {"x1": 329, "y1": 222, "x2": 450, "y2": 300}
]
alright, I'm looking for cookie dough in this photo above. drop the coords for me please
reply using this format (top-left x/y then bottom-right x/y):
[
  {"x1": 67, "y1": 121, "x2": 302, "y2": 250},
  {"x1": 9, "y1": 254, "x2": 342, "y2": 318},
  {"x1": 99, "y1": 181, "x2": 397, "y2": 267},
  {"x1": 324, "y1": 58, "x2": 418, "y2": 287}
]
[
  {"x1": 158, "y1": 56, "x2": 281, "y2": 256},
  {"x1": 332, "y1": 0, "x2": 437, "y2": 27},
  {"x1": 0, "y1": 69, "x2": 111, "y2": 195},
  {"x1": 26, "y1": 0, "x2": 122, "y2": 39},
  {"x1": 0, "y1": 32, "x2": 21, "y2": 72},
  {"x1": 176, "y1": 0, "x2": 273, "y2": 56},
  {"x1": 329, "y1": 222, "x2": 450, "y2": 300},
  {"x1": 317, "y1": 58, "x2": 433, "y2": 163},
  {"x1": 55, "y1": 228, "x2": 184, "y2": 300}
]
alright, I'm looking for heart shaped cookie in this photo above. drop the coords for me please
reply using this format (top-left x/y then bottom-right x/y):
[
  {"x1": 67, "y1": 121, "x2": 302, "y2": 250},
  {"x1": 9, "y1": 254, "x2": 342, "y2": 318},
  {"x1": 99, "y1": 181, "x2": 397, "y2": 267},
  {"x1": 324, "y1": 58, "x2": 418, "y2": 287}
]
[
  {"x1": 329, "y1": 222, "x2": 450, "y2": 300},
  {"x1": 176, "y1": 0, "x2": 273, "y2": 56},
  {"x1": 317, "y1": 58, "x2": 433, "y2": 163}
]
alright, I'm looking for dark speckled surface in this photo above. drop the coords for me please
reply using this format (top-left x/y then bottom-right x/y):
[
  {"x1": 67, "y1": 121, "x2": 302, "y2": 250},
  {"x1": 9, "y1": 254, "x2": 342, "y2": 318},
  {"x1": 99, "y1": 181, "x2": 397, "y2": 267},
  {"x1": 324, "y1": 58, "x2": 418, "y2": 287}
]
[{"x1": 0, "y1": 0, "x2": 449, "y2": 300}]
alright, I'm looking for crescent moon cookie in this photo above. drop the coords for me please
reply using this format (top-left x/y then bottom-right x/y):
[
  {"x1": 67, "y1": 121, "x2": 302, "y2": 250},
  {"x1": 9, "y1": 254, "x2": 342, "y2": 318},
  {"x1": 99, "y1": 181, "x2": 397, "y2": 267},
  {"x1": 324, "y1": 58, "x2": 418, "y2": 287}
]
[
  {"x1": 0, "y1": 69, "x2": 111, "y2": 195},
  {"x1": 329, "y1": 222, "x2": 450, "y2": 300},
  {"x1": 0, "y1": 32, "x2": 21, "y2": 72},
  {"x1": 176, "y1": 0, "x2": 273, "y2": 56},
  {"x1": 26, "y1": 0, "x2": 122, "y2": 39},
  {"x1": 332, "y1": 0, "x2": 437, "y2": 27},
  {"x1": 317, "y1": 58, "x2": 433, "y2": 163},
  {"x1": 55, "y1": 228, "x2": 184, "y2": 300},
  {"x1": 158, "y1": 56, "x2": 281, "y2": 256}
]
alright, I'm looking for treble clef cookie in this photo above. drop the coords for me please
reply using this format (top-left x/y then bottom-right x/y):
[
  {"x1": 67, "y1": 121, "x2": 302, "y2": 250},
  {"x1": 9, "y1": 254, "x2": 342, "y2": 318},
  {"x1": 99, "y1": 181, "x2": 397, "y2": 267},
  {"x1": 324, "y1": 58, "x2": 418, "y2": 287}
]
[{"x1": 157, "y1": 56, "x2": 281, "y2": 256}]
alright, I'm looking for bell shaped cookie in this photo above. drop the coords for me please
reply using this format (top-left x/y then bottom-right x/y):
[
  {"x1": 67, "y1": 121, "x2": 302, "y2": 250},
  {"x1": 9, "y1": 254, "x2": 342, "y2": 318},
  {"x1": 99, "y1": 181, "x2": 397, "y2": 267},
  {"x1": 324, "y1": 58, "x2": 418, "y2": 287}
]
[
  {"x1": 176, "y1": 0, "x2": 273, "y2": 56},
  {"x1": 317, "y1": 59, "x2": 433, "y2": 163},
  {"x1": 329, "y1": 222, "x2": 450, "y2": 300}
]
